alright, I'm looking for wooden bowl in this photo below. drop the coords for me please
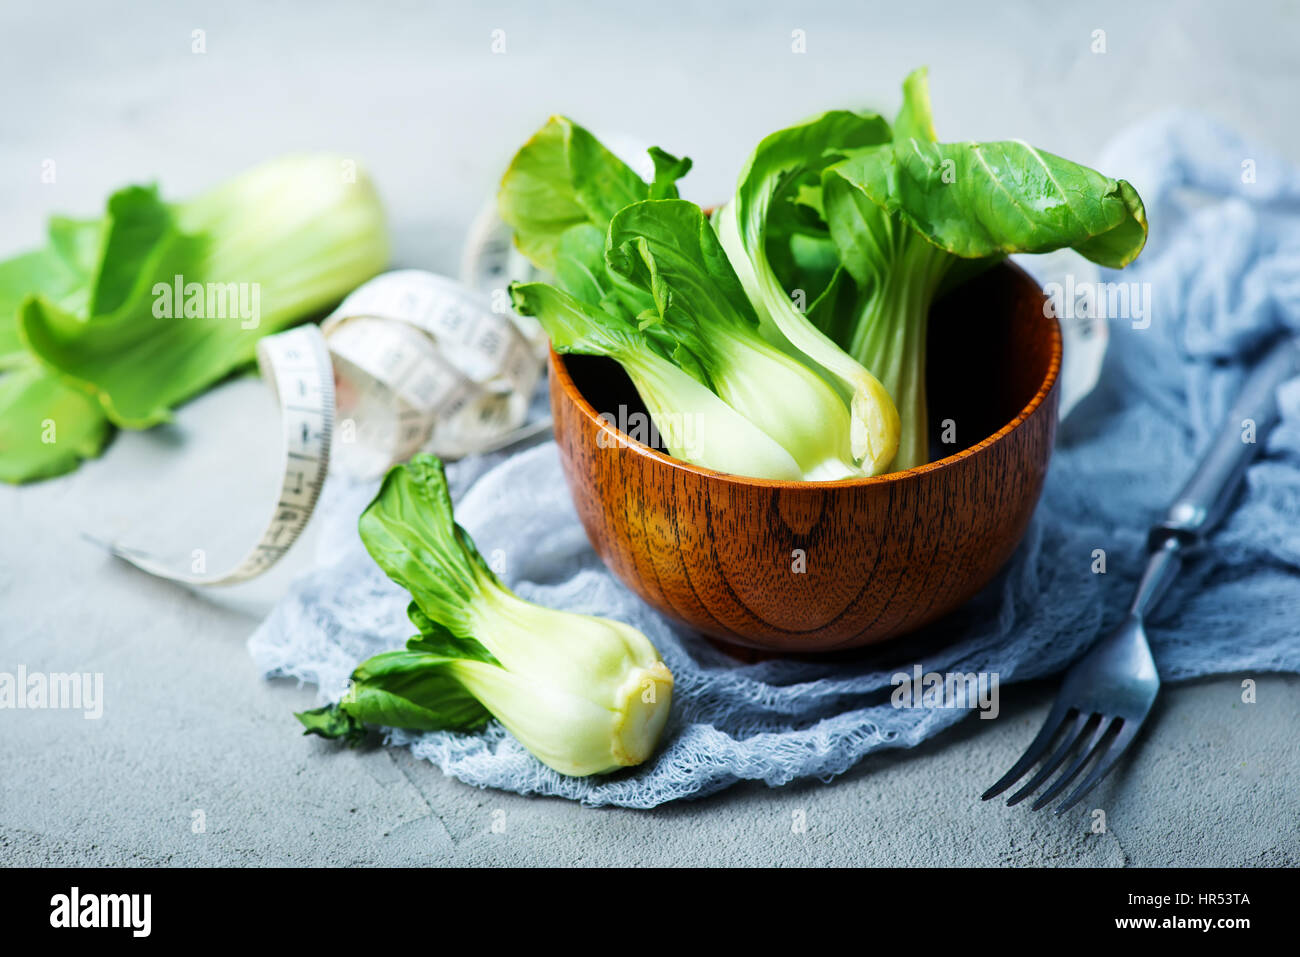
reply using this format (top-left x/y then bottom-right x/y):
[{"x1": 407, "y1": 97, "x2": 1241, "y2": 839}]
[{"x1": 549, "y1": 262, "x2": 1061, "y2": 653}]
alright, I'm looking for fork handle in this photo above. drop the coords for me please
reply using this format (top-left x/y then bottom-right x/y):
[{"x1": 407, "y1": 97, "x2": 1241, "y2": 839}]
[
  {"x1": 1150, "y1": 338, "x2": 1299, "y2": 548},
  {"x1": 1129, "y1": 536, "x2": 1183, "y2": 619}
]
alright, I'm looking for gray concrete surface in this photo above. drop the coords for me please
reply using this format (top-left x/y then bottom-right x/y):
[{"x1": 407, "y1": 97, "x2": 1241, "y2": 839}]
[{"x1": 2, "y1": 0, "x2": 1298, "y2": 866}]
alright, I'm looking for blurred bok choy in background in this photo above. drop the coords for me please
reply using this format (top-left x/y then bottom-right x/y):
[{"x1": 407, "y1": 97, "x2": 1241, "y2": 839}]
[{"x1": 0, "y1": 154, "x2": 388, "y2": 483}]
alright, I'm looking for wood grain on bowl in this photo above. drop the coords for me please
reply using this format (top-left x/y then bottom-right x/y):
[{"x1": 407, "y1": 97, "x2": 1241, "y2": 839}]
[{"x1": 549, "y1": 262, "x2": 1061, "y2": 653}]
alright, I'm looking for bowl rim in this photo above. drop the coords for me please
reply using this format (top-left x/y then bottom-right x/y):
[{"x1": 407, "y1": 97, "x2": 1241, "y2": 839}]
[{"x1": 549, "y1": 261, "x2": 1062, "y2": 490}]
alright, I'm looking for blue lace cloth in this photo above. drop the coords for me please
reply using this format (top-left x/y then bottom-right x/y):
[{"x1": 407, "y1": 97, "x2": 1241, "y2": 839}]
[{"x1": 249, "y1": 113, "x2": 1300, "y2": 807}]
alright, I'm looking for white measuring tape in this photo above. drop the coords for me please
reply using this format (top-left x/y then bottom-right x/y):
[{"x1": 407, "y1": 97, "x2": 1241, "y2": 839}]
[
  {"x1": 325, "y1": 270, "x2": 542, "y2": 473},
  {"x1": 98, "y1": 269, "x2": 545, "y2": 586}
]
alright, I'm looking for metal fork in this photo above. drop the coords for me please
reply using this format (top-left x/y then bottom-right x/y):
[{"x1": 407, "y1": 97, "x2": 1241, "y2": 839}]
[{"x1": 984, "y1": 338, "x2": 1299, "y2": 814}]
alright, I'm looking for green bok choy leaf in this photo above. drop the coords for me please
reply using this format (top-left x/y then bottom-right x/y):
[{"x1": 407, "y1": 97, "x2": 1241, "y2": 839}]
[
  {"x1": 497, "y1": 114, "x2": 689, "y2": 327},
  {"x1": 818, "y1": 68, "x2": 1148, "y2": 468},
  {"x1": 0, "y1": 240, "x2": 110, "y2": 482}
]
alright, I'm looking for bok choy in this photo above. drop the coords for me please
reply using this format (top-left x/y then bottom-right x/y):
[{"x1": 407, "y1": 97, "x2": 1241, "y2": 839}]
[
  {"x1": 721, "y1": 68, "x2": 1147, "y2": 469},
  {"x1": 0, "y1": 155, "x2": 388, "y2": 483},
  {"x1": 298, "y1": 455, "x2": 675, "y2": 777},
  {"x1": 500, "y1": 117, "x2": 898, "y2": 479},
  {"x1": 499, "y1": 69, "x2": 1147, "y2": 478}
]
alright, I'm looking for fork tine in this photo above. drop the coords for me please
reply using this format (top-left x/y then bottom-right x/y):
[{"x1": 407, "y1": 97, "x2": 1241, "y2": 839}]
[
  {"x1": 1006, "y1": 711, "x2": 1095, "y2": 806},
  {"x1": 1030, "y1": 717, "x2": 1118, "y2": 811},
  {"x1": 1005, "y1": 711, "x2": 1094, "y2": 806},
  {"x1": 1053, "y1": 719, "x2": 1140, "y2": 815},
  {"x1": 981, "y1": 702, "x2": 1077, "y2": 801}
]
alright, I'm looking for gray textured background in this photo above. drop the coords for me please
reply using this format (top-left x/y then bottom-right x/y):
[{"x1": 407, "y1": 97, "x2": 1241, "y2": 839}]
[{"x1": 2, "y1": 0, "x2": 1298, "y2": 866}]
